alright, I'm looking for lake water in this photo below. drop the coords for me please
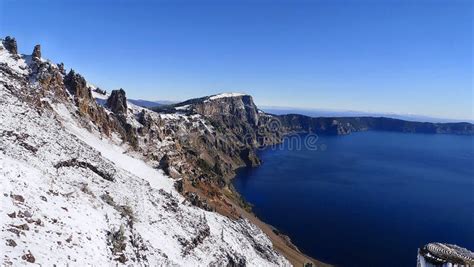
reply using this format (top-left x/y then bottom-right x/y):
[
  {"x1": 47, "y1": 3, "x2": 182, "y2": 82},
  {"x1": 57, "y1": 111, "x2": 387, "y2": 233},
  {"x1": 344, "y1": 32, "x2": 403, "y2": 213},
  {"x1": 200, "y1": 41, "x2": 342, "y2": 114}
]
[{"x1": 233, "y1": 131, "x2": 474, "y2": 266}]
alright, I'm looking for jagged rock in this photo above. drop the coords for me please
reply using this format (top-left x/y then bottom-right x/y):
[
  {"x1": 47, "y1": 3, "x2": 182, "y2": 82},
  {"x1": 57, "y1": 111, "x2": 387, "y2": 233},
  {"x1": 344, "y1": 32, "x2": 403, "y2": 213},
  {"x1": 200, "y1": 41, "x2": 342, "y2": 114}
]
[
  {"x1": 57, "y1": 62, "x2": 65, "y2": 74},
  {"x1": 159, "y1": 154, "x2": 171, "y2": 175},
  {"x1": 106, "y1": 89, "x2": 127, "y2": 114},
  {"x1": 54, "y1": 159, "x2": 114, "y2": 182},
  {"x1": 94, "y1": 87, "x2": 106, "y2": 95},
  {"x1": 32, "y1": 44, "x2": 41, "y2": 59},
  {"x1": 31, "y1": 62, "x2": 68, "y2": 101},
  {"x1": 2, "y1": 36, "x2": 17, "y2": 54},
  {"x1": 137, "y1": 110, "x2": 152, "y2": 131},
  {"x1": 64, "y1": 70, "x2": 91, "y2": 100},
  {"x1": 239, "y1": 148, "x2": 260, "y2": 167}
]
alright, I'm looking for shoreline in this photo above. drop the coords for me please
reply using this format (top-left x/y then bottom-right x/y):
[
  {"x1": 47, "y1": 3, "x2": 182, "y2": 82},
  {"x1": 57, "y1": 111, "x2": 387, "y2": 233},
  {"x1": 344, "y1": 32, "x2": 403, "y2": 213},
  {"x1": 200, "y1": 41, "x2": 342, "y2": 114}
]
[
  {"x1": 226, "y1": 165, "x2": 331, "y2": 267},
  {"x1": 226, "y1": 187, "x2": 330, "y2": 267}
]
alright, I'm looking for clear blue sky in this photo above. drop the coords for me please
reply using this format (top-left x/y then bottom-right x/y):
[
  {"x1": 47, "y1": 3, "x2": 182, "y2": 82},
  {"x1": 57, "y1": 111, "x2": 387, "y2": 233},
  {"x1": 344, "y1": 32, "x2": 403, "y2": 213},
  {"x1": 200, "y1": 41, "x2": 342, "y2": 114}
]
[{"x1": 1, "y1": 0, "x2": 472, "y2": 120}]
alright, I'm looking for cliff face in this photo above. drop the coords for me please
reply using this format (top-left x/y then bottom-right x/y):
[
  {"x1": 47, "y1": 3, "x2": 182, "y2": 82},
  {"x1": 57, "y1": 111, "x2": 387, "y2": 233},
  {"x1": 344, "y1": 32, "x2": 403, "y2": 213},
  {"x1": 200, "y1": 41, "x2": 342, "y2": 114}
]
[
  {"x1": 0, "y1": 37, "x2": 293, "y2": 266},
  {"x1": 277, "y1": 114, "x2": 474, "y2": 135},
  {"x1": 151, "y1": 93, "x2": 283, "y2": 183}
]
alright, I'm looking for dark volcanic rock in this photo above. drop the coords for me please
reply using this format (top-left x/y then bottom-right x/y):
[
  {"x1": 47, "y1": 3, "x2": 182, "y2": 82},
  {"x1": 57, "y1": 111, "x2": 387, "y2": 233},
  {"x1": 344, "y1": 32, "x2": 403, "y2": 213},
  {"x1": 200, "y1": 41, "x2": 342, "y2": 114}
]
[
  {"x1": 32, "y1": 44, "x2": 41, "y2": 59},
  {"x1": 2, "y1": 36, "x2": 17, "y2": 54},
  {"x1": 94, "y1": 87, "x2": 107, "y2": 95},
  {"x1": 57, "y1": 62, "x2": 66, "y2": 75},
  {"x1": 159, "y1": 154, "x2": 171, "y2": 175},
  {"x1": 64, "y1": 70, "x2": 91, "y2": 100},
  {"x1": 107, "y1": 89, "x2": 128, "y2": 114},
  {"x1": 54, "y1": 159, "x2": 115, "y2": 182}
]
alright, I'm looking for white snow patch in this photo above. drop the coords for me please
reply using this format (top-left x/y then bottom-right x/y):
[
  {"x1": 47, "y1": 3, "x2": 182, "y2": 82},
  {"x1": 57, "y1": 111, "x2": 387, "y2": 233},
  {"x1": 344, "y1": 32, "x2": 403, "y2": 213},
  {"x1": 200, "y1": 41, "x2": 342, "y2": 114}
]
[
  {"x1": 0, "y1": 44, "x2": 28, "y2": 76},
  {"x1": 208, "y1": 93, "x2": 247, "y2": 100}
]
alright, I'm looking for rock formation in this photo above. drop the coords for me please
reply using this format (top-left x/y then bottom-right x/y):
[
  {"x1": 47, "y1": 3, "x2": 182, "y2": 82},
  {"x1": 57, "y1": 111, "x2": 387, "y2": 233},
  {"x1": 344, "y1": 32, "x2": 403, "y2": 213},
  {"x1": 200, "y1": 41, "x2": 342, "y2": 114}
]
[
  {"x1": 2, "y1": 36, "x2": 17, "y2": 54},
  {"x1": 32, "y1": 44, "x2": 41, "y2": 59},
  {"x1": 64, "y1": 70, "x2": 91, "y2": 100},
  {"x1": 57, "y1": 62, "x2": 66, "y2": 75},
  {"x1": 106, "y1": 89, "x2": 127, "y2": 114}
]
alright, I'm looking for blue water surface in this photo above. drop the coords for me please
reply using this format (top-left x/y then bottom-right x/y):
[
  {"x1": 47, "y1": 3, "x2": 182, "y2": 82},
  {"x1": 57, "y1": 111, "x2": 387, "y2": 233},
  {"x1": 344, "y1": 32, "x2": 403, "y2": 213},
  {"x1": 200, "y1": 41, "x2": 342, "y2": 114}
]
[{"x1": 233, "y1": 131, "x2": 474, "y2": 267}]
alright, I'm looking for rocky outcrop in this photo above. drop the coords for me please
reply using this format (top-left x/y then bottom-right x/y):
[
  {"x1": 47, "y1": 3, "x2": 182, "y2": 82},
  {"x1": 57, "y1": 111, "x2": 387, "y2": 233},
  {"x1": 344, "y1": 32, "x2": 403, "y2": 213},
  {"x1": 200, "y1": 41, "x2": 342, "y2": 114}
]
[
  {"x1": 64, "y1": 70, "x2": 91, "y2": 100},
  {"x1": 62, "y1": 69, "x2": 118, "y2": 136},
  {"x1": 106, "y1": 89, "x2": 127, "y2": 114},
  {"x1": 151, "y1": 94, "x2": 282, "y2": 179},
  {"x1": 63, "y1": 71, "x2": 105, "y2": 122},
  {"x1": 94, "y1": 87, "x2": 106, "y2": 95},
  {"x1": 54, "y1": 159, "x2": 115, "y2": 182},
  {"x1": 194, "y1": 94, "x2": 259, "y2": 127},
  {"x1": 2, "y1": 36, "x2": 17, "y2": 55},
  {"x1": 57, "y1": 63, "x2": 66, "y2": 75},
  {"x1": 32, "y1": 45, "x2": 41, "y2": 59}
]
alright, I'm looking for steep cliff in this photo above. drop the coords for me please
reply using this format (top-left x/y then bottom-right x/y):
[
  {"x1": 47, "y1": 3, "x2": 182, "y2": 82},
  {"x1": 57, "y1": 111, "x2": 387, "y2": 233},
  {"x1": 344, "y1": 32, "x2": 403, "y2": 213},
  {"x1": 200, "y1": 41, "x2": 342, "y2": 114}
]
[
  {"x1": 151, "y1": 93, "x2": 283, "y2": 182},
  {"x1": 0, "y1": 37, "x2": 296, "y2": 266}
]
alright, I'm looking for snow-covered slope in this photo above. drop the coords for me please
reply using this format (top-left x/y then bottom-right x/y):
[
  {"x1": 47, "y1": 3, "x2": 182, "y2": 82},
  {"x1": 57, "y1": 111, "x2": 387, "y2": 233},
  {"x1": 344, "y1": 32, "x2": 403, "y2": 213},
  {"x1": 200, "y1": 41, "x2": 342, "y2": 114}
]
[{"x1": 0, "y1": 38, "x2": 290, "y2": 266}]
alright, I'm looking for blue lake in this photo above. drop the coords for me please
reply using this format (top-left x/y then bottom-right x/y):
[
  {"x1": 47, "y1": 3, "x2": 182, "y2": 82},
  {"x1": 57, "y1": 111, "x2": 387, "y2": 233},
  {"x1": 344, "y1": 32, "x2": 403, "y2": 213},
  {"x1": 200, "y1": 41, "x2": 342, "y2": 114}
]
[{"x1": 233, "y1": 131, "x2": 474, "y2": 267}]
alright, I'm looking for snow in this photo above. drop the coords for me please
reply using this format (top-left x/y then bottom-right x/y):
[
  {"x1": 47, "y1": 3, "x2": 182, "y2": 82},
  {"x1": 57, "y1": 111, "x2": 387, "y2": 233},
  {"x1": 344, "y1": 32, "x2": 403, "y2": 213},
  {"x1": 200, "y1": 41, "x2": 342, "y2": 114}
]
[
  {"x1": 91, "y1": 89, "x2": 108, "y2": 100},
  {"x1": 86, "y1": 82, "x2": 97, "y2": 90},
  {"x1": 175, "y1": 104, "x2": 191, "y2": 111},
  {"x1": 0, "y1": 43, "x2": 28, "y2": 76},
  {"x1": 208, "y1": 93, "x2": 247, "y2": 100},
  {"x1": 52, "y1": 102, "x2": 174, "y2": 193},
  {"x1": 0, "y1": 49, "x2": 290, "y2": 266}
]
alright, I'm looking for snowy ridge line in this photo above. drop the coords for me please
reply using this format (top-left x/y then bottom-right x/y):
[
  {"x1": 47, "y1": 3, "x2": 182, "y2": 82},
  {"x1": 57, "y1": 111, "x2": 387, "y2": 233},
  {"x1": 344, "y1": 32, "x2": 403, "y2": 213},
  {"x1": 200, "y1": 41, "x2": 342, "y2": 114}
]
[
  {"x1": 208, "y1": 92, "x2": 247, "y2": 101},
  {"x1": 0, "y1": 37, "x2": 290, "y2": 266}
]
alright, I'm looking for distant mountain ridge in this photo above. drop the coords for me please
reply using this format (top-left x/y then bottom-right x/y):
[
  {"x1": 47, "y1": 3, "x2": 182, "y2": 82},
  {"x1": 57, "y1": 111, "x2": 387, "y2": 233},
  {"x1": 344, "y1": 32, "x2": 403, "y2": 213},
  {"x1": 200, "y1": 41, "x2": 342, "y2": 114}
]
[
  {"x1": 262, "y1": 107, "x2": 473, "y2": 124},
  {"x1": 276, "y1": 114, "x2": 474, "y2": 135}
]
